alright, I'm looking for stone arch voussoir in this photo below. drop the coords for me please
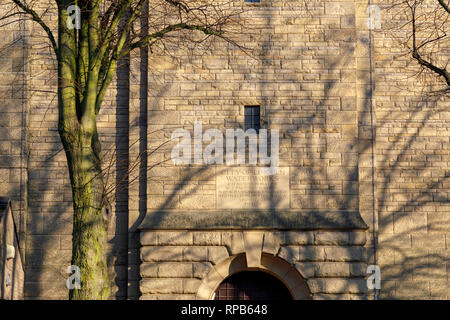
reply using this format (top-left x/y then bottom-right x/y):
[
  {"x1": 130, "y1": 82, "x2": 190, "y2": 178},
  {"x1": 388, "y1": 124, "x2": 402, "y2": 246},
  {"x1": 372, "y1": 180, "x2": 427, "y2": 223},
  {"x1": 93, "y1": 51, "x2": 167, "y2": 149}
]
[{"x1": 196, "y1": 252, "x2": 312, "y2": 300}]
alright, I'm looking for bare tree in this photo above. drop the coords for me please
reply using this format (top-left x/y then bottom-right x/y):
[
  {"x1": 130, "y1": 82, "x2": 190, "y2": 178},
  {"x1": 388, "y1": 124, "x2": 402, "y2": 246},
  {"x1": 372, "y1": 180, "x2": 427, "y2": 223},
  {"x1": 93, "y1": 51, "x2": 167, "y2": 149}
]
[
  {"x1": 1, "y1": 0, "x2": 242, "y2": 299},
  {"x1": 390, "y1": 0, "x2": 449, "y2": 89}
]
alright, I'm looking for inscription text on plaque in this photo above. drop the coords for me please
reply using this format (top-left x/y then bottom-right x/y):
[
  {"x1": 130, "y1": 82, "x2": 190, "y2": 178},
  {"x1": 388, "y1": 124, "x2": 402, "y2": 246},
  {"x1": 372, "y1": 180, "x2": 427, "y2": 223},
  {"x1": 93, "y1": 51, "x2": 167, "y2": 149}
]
[{"x1": 216, "y1": 167, "x2": 290, "y2": 209}]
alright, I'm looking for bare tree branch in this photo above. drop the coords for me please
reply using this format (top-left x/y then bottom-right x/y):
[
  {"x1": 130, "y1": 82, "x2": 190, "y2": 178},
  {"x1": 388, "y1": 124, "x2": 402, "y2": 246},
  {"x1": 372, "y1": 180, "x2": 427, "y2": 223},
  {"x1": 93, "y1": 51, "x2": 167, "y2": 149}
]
[
  {"x1": 437, "y1": 0, "x2": 450, "y2": 13},
  {"x1": 11, "y1": 0, "x2": 58, "y2": 55},
  {"x1": 121, "y1": 22, "x2": 225, "y2": 57},
  {"x1": 409, "y1": 1, "x2": 450, "y2": 86}
]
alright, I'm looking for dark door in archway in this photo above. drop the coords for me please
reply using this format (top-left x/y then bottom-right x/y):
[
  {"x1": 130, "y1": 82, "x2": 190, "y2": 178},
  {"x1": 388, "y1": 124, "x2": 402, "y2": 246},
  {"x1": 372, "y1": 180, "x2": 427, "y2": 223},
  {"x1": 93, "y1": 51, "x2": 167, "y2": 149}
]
[{"x1": 214, "y1": 271, "x2": 293, "y2": 300}]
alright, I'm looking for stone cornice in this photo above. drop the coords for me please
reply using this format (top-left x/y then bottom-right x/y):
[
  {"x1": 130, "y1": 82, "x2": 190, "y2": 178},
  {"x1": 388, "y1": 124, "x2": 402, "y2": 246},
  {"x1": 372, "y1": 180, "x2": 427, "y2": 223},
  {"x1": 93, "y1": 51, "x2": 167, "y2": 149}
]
[{"x1": 138, "y1": 209, "x2": 368, "y2": 230}]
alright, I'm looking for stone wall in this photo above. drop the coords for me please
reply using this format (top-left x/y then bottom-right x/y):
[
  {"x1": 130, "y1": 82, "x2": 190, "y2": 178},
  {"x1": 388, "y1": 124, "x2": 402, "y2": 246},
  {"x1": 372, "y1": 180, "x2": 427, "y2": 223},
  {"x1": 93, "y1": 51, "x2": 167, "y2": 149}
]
[
  {"x1": 0, "y1": 0, "x2": 448, "y2": 300},
  {"x1": 0, "y1": 1, "x2": 131, "y2": 299},
  {"x1": 143, "y1": 0, "x2": 371, "y2": 299},
  {"x1": 138, "y1": 230, "x2": 367, "y2": 300},
  {"x1": 372, "y1": 0, "x2": 449, "y2": 299},
  {"x1": 142, "y1": 0, "x2": 449, "y2": 300},
  {"x1": 0, "y1": 1, "x2": 28, "y2": 259},
  {"x1": 146, "y1": 0, "x2": 361, "y2": 215}
]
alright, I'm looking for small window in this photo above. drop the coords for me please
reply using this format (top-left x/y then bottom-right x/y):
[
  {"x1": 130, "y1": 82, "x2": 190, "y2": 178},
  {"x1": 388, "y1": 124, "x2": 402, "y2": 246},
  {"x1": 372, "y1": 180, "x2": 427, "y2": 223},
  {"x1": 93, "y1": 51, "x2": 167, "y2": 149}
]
[
  {"x1": 245, "y1": 0, "x2": 260, "y2": 3},
  {"x1": 244, "y1": 106, "x2": 261, "y2": 133}
]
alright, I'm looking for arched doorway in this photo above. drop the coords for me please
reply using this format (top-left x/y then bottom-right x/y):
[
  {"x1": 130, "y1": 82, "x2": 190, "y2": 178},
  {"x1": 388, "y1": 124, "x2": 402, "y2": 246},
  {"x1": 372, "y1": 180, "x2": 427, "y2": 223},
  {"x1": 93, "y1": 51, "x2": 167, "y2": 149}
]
[
  {"x1": 196, "y1": 253, "x2": 311, "y2": 300},
  {"x1": 214, "y1": 271, "x2": 293, "y2": 300}
]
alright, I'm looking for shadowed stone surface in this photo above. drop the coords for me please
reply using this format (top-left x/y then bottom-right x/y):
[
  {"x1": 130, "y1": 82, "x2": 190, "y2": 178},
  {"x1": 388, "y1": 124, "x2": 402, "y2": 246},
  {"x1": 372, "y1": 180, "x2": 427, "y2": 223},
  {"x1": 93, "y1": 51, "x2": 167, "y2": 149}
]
[{"x1": 138, "y1": 210, "x2": 368, "y2": 230}]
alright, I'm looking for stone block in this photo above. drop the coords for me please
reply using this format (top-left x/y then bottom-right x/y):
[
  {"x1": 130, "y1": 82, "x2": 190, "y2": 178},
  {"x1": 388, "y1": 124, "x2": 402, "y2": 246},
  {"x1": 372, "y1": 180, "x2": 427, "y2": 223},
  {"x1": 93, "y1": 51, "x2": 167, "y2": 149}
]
[
  {"x1": 294, "y1": 262, "x2": 316, "y2": 278},
  {"x1": 157, "y1": 262, "x2": 193, "y2": 278},
  {"x1": 411, "y1": 234, "x2": 446, "y2": 249},
  {"x1": 395, "y1": 281, "x2": 429, "y2": 297},
  {"x1": 282, "y1": 231, "x2": 314, "y2": 245},
  {"x1": 393, "y1": 212, "x2": 427, "y2": 234},
  {"x1": 429, "y1": 280, "x2": 449, "y2": 297},
  {"x1": 183, "y1": 278, "x2": 201, "y2": 294},
  {"x1": 158, "y1": 231, "x2": 193, "y2": 246},
  {"x1": 262, "y1": 232, "x2": 279, "y2": 255},
  {"x1": 193, "y1": 232, "x2": 221, "y2": 246},
  {"x1": 140, "y1": 246, "x2": 183, "y2": 262},
  {"x1": 315, "y1": 262, "x2": 350, "y2": 277},
  {"x1": 183, "y1": 247, "x2": 208, "y2": 262},
  {"x1": 193, "y1": 262, "x2": 212, "y2": 278},
  {"x1": 307, "y1": 278, "x2": 367, "y2": 294},
  {"x1": 323, "y1": 247, "x2": 365, "y2": 262},
  {"x1": 243, "y1": 232, "x2": 264, "y2": 268},
  {"x1": 325, "y1": 29, "x2": 356, "y2": 42},
  {"x1": 378, "y1": 234, "x2": 411, "y2": 249},
  {"x1": 315, "y1": 232, "x2": 349, "y2": 245},
  {"x1": 140, "y1": 232, "x2": 158, "y2": 245},
  {"x1": 298, "y1": 246, "x2": 325, "y2": 262},
  {"x1": 277, "y1": 246, "x2": 298, "y2": 264},
  {"x1": 428, "y1": 212, "x2": 450, "y2": 232},
  {"x1": 325, "y1": 2, "x2": 355, "y2": 15},
  {"x1": 208, "y1": 247, "x2": 229, "y2": 265},
  {"x1": 140, "y1": 279, "x2": 183, "y2": 294}
]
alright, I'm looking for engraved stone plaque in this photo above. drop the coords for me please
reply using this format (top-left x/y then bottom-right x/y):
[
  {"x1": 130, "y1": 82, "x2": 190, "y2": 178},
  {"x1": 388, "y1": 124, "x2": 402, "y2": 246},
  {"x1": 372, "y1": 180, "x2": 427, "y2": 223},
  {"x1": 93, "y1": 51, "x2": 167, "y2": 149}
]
[{"x1": 216, "y1": 167, "x2": 290, "y2": 209}]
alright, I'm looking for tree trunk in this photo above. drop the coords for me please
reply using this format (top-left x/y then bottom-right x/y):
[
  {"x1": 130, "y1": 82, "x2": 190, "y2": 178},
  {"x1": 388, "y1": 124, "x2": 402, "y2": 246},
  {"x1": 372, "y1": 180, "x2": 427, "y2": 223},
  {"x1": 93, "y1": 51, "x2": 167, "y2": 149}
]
[{"x1": 60, "y1": 124, "x2": 110, "y2": 300}]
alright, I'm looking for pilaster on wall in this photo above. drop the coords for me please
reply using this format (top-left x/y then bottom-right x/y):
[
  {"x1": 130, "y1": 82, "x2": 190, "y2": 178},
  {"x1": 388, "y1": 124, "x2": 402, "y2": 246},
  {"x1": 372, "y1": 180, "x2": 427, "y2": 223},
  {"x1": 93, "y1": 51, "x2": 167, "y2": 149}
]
[
  {"x1": 355, "y1": 0, "x2": 378, "y2": 298},
  {"x1": 128, "y1": 3, "x2": 150, "y2": 299},
  {"x1": 128, "y1": 44, "x2": 149, "y2": 300}
]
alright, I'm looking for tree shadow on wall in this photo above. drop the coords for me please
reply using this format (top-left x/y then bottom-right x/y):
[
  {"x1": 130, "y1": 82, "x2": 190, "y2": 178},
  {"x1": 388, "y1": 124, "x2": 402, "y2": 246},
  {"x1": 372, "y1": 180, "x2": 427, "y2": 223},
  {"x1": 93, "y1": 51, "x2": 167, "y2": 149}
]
[{"x1": 133, "y1": 2, "x2": 449, "y2": 300}]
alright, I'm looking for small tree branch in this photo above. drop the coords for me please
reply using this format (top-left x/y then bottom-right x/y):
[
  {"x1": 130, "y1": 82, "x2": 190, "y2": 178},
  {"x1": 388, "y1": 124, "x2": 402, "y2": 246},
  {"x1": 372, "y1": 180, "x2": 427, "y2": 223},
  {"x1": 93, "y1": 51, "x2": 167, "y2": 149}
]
[
  {"x1": 95, "y1": 0, "x2": 133, "y2": 65},
  {"x1": 165, "y1": 0, "x2": 190, "y2": 13},
  {"x1": 120, "y1": 22, "x2": 224, "y2": 58},
  {"x1": 411, "y1": 3, "x2": 450, "y2": 86},
  {"x1": 437, "y1": 0, "x2": 450, "y2": 14},
  {"x1": 11, "y1": 0, "x2": 58, "y2": 55}
]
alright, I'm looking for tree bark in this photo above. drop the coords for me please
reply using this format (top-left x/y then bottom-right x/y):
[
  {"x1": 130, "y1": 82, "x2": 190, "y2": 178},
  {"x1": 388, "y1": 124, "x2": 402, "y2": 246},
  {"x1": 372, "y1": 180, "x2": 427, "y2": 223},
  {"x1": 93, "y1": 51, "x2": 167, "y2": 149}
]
[
  {"x1": 60, "y1": 123, "x2": 110, "y2": 300},
  {"x1": 55, "y1": 4, "x2": 111, "y2": 298}
]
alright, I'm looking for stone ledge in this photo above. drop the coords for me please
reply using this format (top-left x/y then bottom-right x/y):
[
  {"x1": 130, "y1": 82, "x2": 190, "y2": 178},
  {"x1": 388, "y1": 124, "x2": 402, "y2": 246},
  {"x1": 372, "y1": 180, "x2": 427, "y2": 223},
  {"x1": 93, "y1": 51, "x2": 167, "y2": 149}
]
[{"x1": 138, "y1": 210, "x2": 368, "y2": 230}]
